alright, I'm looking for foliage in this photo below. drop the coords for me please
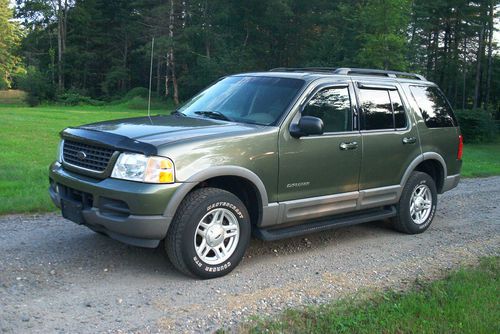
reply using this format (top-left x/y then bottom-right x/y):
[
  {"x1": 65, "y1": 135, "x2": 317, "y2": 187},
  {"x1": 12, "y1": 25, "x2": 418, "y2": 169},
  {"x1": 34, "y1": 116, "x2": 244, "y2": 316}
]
[
  {"x1": 0, "y1": 0, "x2": 24, "y2": 89},
  {"x1": 355, "y1": 0, "x2": 411, "y2": 70},
  {"x1": 123, "y1": 87, "x2": 149, "y2": 100},
  {"x1": 455, "y1": 109, "x2": 498, "y2": 143},
  {"x1": 56, "y1": 91, "x2": 104, "y2": 106},
  {"x1": 0, "y1": 105, "x2": 170, "y2": 214},
  {"x1": 11, "y1": 0, "x2": 498, "y2": 113},
  {"x1": 15, "y1": 66, "x2": 55, "y2": 106},
  {"x1": 235, "y1": 257, "x2": 500, "y2": 334}
]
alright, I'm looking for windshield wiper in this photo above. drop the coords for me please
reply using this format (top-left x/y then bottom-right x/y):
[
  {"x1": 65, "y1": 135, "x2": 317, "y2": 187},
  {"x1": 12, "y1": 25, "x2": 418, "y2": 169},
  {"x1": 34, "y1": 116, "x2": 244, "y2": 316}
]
[
  {"x1": 194, "y1": 111, "x2": 233, "y2": 122},
  {"x1": 171, "y1": 110, "x2": 186, "y2": 117}
]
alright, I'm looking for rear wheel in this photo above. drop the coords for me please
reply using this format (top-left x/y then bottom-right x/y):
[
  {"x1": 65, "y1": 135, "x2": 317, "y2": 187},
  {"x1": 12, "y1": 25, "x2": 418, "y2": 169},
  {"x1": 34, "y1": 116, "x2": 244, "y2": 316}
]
[
  {"x1": 392, "y1": 171, "x2": 437, "y2": 234},
  {"x1": 165, "y1": 187, "x2": 250, "y2": 279}
]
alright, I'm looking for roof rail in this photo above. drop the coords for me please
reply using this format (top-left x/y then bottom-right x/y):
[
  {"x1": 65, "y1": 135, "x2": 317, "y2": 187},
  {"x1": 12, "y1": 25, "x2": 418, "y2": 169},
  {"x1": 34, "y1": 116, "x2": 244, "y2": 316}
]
[
  {"x1": 333, "y1": 68, "x2": 426, "y2": 81},
  {"x1": 269, "y1": 67, "x2": 426, "y2": 81},
  {"x1": 269, "y1": 67, "x2": 338, "y2": 73}
]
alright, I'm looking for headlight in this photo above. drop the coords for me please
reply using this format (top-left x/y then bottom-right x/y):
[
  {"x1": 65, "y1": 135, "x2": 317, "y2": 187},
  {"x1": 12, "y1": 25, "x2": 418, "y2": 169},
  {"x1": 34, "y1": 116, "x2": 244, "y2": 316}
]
[
  {"x1": 111, "y1": 153, "x2": 175, "y2": 183},
  {"x1": 56, "y1": 140, "x2": 64, "y2": 163}
]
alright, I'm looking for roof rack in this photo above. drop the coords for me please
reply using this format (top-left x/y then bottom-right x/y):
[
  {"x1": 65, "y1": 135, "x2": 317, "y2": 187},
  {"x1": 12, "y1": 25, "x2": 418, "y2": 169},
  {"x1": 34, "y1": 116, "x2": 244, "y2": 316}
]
[
  {"x1": 333, "y1": 68, "x2": 426, "y2": 81},
  {"x1": 269, "y1": 67, "x2": 338, "y2": 73},
  {"x1": 269, "y1": 67, "x2": 426, "y2": 81}
]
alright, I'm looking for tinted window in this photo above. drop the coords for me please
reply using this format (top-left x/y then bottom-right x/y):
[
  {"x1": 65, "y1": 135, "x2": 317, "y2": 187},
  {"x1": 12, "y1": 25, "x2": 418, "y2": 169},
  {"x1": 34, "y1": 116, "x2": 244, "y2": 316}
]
[
  {"x1": 302, "y1": 87, "x2": 352, "y2": 133},
  {"x1": 389, "y1": 90, "x2": 407, "y2": 128},
  {"x1": 179, "y1": 76, "x2": 305, "y2": 125},
  {"x1": 409, "y1": 86, "x2": 457, "y2": 128},
  {"x1": 359, "y1": 89, "x2": 393, "y2": 130}
]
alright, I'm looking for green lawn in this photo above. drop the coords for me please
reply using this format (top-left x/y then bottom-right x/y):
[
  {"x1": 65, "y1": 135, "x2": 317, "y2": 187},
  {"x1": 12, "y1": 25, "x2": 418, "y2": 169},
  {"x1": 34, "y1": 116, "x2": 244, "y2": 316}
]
[
  {"x1": 0, "y1": 104, "x2": 170, "y2": 214},
  {"x1": 461, "y1": 141, "x2": 500, "y2": 178},
  {"x1": 238, "y1": 257, "x2": 499, "y2": 334},
  {"x1": 0, "y1": 104, "x2": 498, "y2": 215}
]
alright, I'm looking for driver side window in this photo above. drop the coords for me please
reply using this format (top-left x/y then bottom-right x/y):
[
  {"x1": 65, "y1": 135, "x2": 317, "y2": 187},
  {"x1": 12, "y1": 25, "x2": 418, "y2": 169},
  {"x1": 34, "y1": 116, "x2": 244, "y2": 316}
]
[{"x1": 302, "y1": 87, "x2": 353, "y2": 133}]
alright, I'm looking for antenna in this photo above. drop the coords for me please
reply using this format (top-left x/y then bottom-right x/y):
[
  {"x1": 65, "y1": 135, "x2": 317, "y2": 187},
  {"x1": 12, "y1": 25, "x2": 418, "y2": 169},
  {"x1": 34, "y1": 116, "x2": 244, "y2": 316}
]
[{"x1": 147, "y1": 37, "x2": 155, "y2": 118}]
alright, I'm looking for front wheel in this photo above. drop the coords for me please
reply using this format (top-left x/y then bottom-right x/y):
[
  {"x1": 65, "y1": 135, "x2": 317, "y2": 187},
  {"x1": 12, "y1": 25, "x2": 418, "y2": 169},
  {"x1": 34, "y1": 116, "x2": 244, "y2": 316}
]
[
  {"x1": 165, "y1": 187, "x2": 251, "y2": 279},
  {"x1": 391, "y1": 171, "x2": 437, "y2": 234}
]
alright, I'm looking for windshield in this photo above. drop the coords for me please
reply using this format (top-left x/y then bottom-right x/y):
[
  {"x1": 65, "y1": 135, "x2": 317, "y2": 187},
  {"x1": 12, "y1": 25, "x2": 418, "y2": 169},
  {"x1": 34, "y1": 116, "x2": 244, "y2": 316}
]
[{"x1": 178, "y1": 76, "x2": 305, "y2": 125}]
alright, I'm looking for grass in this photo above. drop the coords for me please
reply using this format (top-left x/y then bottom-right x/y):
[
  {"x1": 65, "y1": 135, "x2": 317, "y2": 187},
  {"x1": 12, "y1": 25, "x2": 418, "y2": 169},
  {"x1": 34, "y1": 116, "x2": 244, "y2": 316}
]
[
  {"x1": 0, "y1": 104, "x2": 170, "y2": 214},
  {"x1": 461, "y1": 141, "x2": 500, "y2": 178},
  {"x1": 237, "y1": 257, "x2": 499, "y2": 334}
]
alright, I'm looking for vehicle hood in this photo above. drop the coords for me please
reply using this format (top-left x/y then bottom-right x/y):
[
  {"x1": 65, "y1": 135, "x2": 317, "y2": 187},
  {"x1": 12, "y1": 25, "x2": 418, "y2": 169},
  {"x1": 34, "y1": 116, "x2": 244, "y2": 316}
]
[{"x1": 77, "y1": 115, "x2": 269, "y2": 147}]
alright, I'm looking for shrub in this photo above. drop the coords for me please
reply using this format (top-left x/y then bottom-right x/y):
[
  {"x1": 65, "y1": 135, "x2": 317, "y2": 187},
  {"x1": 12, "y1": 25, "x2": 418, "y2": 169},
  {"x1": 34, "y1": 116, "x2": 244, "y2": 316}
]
[
  {"x1": 125, "y1": 96, "x2": 167, "y2": 110},
  {"x1": 56, "y1": 91, "x2": 104, "y2": 106},
  {"x1": 15, "y1": 66, "x2": 55, "y2": 106},
  {"x1": 123, "y1": 87, "x2": 149, "y2": 100},
  {"x1": 455, "y1": 109, "x2": 498, "y2": 144}
]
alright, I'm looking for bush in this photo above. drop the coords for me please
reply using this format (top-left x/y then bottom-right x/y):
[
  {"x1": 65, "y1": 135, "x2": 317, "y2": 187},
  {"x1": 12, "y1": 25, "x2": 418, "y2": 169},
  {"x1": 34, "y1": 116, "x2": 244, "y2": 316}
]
[
  {"x1": 56, "y1": 91, "x2": 104, "y2": 106},
  {"x1": 455, "y1": 109, "x2": 498, "y2": 144},
  {"x1": 125, "y1": 96, "x2": 167, "y2": 110},
  {"x1": 15, "y1": 66, "x2": 55, "y2": 106},
  {"x1": 123, "y1": 87, "x2": 149, "y2": 100}
]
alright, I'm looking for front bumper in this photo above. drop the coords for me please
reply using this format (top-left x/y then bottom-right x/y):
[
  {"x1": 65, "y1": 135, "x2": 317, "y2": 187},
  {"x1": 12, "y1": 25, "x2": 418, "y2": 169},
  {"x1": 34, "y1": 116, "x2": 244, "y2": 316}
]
[{"x1": 49, "y1": 162, "x2": 181, "y2": 248}]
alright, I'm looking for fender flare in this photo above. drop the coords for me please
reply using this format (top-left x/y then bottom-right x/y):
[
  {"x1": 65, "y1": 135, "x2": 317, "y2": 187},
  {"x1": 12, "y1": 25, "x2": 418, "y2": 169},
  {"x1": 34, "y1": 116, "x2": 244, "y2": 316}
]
[
  {"x1": 400, "y1": 152, "x2": 447, "y2": 190},
  {"x1": 163, "y1": 166, "x2": 269, "y2": 219}
]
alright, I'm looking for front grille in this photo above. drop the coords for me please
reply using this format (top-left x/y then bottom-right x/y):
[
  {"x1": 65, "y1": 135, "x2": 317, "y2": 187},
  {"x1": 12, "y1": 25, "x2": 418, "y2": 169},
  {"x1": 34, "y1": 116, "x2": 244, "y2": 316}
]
[{"x1": 63, "y1": 140, "x2": 115, "y2": 172}]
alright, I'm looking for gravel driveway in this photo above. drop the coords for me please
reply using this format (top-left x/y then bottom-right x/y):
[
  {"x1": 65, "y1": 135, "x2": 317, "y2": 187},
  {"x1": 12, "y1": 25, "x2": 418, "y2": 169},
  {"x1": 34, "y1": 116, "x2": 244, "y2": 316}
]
[{"x1": 1, "y1": 177, "x2": 499, "y2": 333}]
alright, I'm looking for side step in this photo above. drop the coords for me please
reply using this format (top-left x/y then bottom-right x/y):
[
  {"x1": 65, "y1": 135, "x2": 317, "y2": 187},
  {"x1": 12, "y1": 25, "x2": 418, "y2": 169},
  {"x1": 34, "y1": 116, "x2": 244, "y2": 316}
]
[{"x1": 253, "y1": 206, "x2": 397, "y2": 241}]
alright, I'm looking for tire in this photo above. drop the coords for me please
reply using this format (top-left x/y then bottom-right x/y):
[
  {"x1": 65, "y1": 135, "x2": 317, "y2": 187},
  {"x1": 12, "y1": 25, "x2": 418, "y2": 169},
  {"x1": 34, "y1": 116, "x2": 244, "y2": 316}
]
[
  {"x1": 392, "y1": 171, "x2": 438, "y2": 234},
  {"x1": 165, "y1": 187, "x2": 251, "y2": 279}
]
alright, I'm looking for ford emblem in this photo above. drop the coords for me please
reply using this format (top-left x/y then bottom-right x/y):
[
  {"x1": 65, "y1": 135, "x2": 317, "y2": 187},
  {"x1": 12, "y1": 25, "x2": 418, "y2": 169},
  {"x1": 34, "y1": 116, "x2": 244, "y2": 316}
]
[{"x1": 77, "y1": 151, "x2": 87, "y2": 160}]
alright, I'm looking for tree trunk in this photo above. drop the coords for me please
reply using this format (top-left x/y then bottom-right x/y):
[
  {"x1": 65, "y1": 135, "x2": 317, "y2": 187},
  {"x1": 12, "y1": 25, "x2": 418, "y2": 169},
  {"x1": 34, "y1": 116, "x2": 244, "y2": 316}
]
[
  {"x1": 167, "y1": 0, "x2": 179, "y2": 105},
  {"x1": 122, "y1": 33, "x2": 128, "y2": 92},
  {"x1": 462, "y1": 37, "x2": 467, "y2": 110},
  {"x1": 156, "y1": 56, "x2": 161, "y2": 96},
  {"x1": 485, "y1": 0, "x2": 494, "y2": 110},
  {"x1": 56, "y1": 0, "x2": 68, "y2": 91},
  {"x1": 473, "y1": 25, "x2": 485, "y2": 109},
  {"x1": 57, "y1": 0, "x2": 64, "y2": 91}
]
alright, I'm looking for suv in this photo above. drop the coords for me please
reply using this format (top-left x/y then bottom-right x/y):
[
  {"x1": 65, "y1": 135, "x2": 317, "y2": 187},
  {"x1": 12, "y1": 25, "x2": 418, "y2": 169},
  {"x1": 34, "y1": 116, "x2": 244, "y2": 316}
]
[{"x1": 49, "y1": 67, "x2": 462, "y2": 278}]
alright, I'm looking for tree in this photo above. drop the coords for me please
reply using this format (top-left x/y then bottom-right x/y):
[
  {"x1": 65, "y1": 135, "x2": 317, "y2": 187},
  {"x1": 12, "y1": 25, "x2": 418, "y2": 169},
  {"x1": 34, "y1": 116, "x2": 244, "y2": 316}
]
[
  {"x1": 356, "y1": 0, "x2": 411, "y2": 70},
  {"x1": 0, "y1": 0, "x2": 23, "y2": 89}
]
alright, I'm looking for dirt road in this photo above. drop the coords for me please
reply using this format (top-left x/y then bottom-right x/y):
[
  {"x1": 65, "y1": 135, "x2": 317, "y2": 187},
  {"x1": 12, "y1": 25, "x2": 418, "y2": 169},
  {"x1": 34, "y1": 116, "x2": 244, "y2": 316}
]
[{"x1": 1, "y1": 177, "x2": 499, "y2": 333}]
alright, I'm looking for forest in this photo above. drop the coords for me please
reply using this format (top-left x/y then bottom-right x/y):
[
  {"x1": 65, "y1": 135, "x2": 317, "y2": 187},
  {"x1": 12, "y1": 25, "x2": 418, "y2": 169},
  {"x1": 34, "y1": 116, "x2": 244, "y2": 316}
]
[{"x1": 0, "y1": 0, "x2": 499, "y2": 114}]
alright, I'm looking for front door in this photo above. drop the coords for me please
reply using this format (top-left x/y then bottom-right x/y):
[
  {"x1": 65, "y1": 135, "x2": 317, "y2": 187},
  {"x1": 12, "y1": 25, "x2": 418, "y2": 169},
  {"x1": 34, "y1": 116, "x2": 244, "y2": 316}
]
[{"x1": 278, "y1": 83, "x2": 362, "y2": 206}]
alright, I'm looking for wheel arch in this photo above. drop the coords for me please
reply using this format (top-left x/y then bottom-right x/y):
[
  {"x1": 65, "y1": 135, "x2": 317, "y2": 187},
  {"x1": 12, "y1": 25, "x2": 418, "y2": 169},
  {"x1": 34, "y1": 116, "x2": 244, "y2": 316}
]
[
  {"x1": 401, "y1": 153, "x2": 447, "y2": 194},
  {"x1": 163, "y1": 166, "x2": 268, "y2": 228}
]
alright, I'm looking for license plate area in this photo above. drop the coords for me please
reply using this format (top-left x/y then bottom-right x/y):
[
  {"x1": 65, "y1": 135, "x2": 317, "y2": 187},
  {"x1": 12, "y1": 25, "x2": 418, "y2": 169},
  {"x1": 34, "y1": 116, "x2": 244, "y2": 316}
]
[{"x1": 61, "y1": 198, "x2": 85, "y2": 224}]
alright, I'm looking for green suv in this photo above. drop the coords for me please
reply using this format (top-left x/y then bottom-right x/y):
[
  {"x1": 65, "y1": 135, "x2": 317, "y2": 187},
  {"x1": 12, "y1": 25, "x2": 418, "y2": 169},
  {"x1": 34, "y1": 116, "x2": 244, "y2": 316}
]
[{"x1": 49, "y1": 67, "x2": 462, "y2": 278}]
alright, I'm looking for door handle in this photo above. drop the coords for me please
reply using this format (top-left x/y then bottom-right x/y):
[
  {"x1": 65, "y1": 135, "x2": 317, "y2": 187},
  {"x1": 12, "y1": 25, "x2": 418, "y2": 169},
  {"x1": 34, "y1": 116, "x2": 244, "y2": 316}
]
[
  {"x1": 402, "y1": 137, "x2": 417, "y2": 144},
  {"x1": 340, "y1": 141, "x2": 358, "y2": 150}
]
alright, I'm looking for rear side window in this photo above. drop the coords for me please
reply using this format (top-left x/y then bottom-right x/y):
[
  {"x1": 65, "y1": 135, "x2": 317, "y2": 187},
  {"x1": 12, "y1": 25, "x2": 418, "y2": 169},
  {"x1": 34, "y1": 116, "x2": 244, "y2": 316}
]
[
  {"x1": 302, "y1": 87, "x2": 352, "y2": 133},
  {"x1": 409, "y1": 85, "x2": 457, "y2": 128},
  {"x1": 359, "y1": 88, "x2": 407, "y2": 130}
]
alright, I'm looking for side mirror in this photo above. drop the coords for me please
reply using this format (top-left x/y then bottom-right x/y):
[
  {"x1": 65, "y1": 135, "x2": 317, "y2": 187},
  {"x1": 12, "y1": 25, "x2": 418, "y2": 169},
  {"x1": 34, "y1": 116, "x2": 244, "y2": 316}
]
[{"x1": 290, "y1": 116, "x2": 324, "y2": 138}]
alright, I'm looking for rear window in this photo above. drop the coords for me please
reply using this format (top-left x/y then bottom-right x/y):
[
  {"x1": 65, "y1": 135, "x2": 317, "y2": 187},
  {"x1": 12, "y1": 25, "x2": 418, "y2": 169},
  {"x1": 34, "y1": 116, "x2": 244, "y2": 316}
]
[
  {"x1": 358, "y1": 88, "x2": 408, "y2": 130},
  {"x1": 409, "y1": 86, "x2": 457, "y2": 128}
]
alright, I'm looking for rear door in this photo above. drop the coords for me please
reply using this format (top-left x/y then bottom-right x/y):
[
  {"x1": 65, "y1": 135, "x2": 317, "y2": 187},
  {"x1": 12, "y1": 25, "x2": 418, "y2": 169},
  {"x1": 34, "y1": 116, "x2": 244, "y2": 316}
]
[{"x1": 354, "y1": 81, "x2": 421, "y2": 194}]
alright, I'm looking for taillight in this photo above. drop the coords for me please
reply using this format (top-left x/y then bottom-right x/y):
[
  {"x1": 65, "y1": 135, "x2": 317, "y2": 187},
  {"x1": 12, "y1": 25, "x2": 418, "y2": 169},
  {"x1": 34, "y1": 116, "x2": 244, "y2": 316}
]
[{"x1": 457, "y1": 135, "x2": 463, "y2": 160}]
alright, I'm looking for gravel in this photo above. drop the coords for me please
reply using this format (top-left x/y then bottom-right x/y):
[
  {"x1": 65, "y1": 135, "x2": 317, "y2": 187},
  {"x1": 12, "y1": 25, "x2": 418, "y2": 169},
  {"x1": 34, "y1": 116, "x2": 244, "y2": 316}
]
[{"x1": 0, "y1": 177, "x2": 499, "y2": 333}]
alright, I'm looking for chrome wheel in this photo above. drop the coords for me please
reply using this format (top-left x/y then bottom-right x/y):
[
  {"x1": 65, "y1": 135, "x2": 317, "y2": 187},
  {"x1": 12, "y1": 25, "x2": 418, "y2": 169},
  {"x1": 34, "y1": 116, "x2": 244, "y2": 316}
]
[
  {"x1": 194, "y1": 208, "x2": 240, "y2": 265},
  {"x1": 410, "y1": 184, "x2": 432, "y2": 225}
]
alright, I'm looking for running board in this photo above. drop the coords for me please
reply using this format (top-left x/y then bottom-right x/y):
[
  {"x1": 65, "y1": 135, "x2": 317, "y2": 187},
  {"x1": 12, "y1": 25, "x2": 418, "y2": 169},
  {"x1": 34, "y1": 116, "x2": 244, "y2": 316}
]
[{"x1": 253, "y1": 206, "x2": 397, "y2": 241}]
